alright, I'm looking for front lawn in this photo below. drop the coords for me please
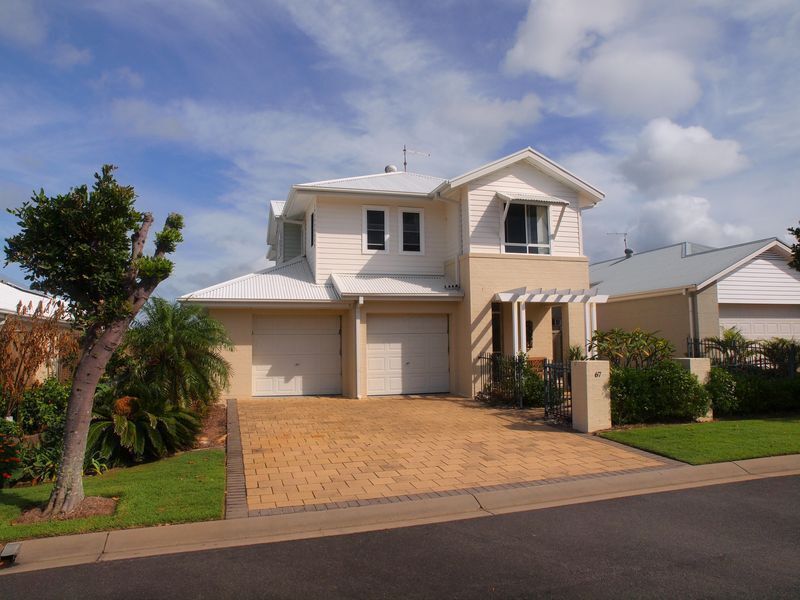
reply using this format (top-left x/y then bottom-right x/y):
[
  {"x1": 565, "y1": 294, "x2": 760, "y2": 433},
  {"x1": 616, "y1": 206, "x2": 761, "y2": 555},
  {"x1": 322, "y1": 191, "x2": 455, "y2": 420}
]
[
  {"x1": 600, "y1": 417, "x2": 800, "y2": 465},
  {"x1": 0, "y1": 449, "x2": 224, "y2": 543}
]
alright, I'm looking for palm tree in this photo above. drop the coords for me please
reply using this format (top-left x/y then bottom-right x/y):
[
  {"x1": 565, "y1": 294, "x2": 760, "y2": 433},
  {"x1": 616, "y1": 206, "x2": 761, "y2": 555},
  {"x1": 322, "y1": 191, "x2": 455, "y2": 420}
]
[
  {"x1": 705, "y1": 328, "x2": 758, "y2": 366},
  {"x1": 123, "y1": 298, "x2": 233, "y2": 410}
]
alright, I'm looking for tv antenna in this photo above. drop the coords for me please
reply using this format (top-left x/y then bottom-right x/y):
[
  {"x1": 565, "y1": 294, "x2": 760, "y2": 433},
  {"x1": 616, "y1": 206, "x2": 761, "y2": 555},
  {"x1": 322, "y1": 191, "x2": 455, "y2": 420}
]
[
  {"x1": 606, "y1": 232, "x2": 629, "y2": 251},
  {"x1": 402, "y1": 144, "x2": 430, "y2": 172}
]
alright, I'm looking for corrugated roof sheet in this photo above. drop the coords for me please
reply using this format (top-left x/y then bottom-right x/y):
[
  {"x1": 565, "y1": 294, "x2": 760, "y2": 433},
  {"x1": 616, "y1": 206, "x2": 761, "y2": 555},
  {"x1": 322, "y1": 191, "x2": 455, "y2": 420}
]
[
  {"x1": 296, "y1": 171, "x2": 445, "y2": 195},
  {"x1": 331, "y1": 273, "x2": 462, "y2": 297},
  {"x1": 181, "y1": 258, "x2": 338, "y2": 302},
  {"x1": 590, "y1": 238, "x2": 781, "y2": 297}
]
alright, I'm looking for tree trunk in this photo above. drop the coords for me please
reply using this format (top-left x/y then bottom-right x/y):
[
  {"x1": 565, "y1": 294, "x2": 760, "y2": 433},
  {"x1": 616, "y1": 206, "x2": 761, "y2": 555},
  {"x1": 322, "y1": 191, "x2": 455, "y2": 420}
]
[{"x1": 43, "y1": 320, "x2": 130, "y2": 516}]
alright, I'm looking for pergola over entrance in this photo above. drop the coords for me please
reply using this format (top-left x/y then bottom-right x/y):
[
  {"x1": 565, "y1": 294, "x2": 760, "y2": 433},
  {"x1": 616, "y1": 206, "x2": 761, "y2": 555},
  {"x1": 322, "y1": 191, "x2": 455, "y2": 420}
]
[{"x1": 493, "y1": 288, "x2": 609, "y2": 355}]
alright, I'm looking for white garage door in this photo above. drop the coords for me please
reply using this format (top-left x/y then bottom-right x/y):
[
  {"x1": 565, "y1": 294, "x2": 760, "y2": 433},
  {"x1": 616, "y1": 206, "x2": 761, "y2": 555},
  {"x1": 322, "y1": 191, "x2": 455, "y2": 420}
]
[
  {"x1": 719, "y1": 304, "x2": 800, "y2": 340},
  {"x1": 366, "y1": 315, "x2": 449, "y2": 395},
  {"x1": 252, "y1": 315, "x2": 342, "y2": 396}
]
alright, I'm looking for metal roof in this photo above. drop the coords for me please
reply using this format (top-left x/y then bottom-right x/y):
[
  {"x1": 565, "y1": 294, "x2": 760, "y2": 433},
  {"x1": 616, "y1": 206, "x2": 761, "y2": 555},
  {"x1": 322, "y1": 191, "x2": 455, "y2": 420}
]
[
  {"x1": 590, "y1": 238, "x2": 788, "y2": 297},
  {"x1": 331, "y1": 273, "x2": 463, "y2": 297},
  {"x1": 180, "y1": 258, "x2": 338, "y2": 303},
  {"x1": 295, "y1": 171, "x2": 446, "y2": 196},
  {"x1": 495, "y1": 192, "x2": 569, "y2": 206}
]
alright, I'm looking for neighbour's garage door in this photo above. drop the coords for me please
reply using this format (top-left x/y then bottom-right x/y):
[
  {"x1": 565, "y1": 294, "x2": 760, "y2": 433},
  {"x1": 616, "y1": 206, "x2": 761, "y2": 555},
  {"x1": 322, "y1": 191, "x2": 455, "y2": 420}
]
[
  {"x1": 252, "y1": 315, "x2": 342, "y2": 396},
  {"x1": 366, "y1": 314, "x2": 449, "y2": 395},
  {"x1": 719, "y1": 304, "x2": 800, "y2": 340}
]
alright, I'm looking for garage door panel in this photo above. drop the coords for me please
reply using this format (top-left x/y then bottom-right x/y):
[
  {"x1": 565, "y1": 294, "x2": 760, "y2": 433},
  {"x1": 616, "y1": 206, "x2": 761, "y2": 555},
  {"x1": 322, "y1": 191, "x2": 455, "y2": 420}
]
[
  {"x1": 252, "y1": 316, "x2": 342, "y2": 396},
  {"x1": 719, "y1": 303, "x2": 800, "y2": 340},
  {"x1": 366, "y1": 315, "x2": 449, "y2": 395}
]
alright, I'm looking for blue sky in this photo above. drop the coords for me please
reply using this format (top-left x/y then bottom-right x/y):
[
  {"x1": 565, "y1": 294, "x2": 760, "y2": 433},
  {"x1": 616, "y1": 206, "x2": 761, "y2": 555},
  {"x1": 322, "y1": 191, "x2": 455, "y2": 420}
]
[{"x1": 1, "y1": 0, "x2": 798, "y2": 299}]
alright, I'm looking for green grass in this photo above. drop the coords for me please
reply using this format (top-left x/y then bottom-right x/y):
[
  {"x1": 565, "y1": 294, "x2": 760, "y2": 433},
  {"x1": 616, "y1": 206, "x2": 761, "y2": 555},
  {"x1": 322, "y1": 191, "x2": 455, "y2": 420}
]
[
  {"x1": 600, "y1": 417, "x2": 800, "y2": 465},
  {"x1": 0, "y1": 449, "x2": 224, "y2": 543}
]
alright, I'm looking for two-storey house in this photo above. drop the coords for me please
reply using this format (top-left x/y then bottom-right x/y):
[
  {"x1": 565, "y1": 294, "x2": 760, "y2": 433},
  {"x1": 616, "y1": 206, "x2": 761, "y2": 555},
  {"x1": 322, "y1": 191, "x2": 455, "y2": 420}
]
[{"x1": 181, "y1": 148, "x2": 607, "y2": 399}]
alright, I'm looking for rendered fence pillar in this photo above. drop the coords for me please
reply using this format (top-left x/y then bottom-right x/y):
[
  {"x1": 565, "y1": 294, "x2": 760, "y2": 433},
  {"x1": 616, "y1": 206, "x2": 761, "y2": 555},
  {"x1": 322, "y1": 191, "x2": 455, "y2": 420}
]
[
  {"x1": 673, "y1": 357, "x2": 713, "y2": 421},
  {"x1": 571, "y1": 360, "x2": 611, "y2": 433}
]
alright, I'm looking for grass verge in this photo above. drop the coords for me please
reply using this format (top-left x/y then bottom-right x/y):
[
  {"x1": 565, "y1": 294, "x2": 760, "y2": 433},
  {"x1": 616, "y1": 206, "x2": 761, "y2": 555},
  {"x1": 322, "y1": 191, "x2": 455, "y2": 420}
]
[
  {"x1": 600, "y1": 417, "x2": 800, "y2": 465},
  {"x1": 0, "y1": 449, "x2": 224, "y2": 543}
]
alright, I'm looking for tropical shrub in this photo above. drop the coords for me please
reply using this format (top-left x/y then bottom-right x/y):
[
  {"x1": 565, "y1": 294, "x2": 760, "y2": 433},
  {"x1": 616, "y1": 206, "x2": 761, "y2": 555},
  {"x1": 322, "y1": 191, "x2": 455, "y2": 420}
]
[
  {"x1": 759, "y1": 338, "x2": 800, "y2": 374},
  {"x1": 120, "y1": 298, "x2": 233, "y2": 411},
  {"x1": 17, "y1": 377, "x2": 71, "y2": 435},
  {"x1": 0, "y1": 423, "x2": 21, "y2": 487},
  {"x1": 17, "y1": 433, "x2": 62, "y2": 484},
  {"x1": 610, "y1": 361, "x2": 710, "y2": 425},
  {"x1": 590, "y1": 329, "x2": 674, "y2": 369},
  {"x1": 728, "y1": 371, "x2": 800, "y2": 415},
  {"x1": 87, "y1": 384, "x2": 200, "y2": 466},
  {"x1": 568, "y1": 345, "x2": 587, "y2": 361},
  {"x1": 706, "y1": 367, "x2": 738, "y2": 416}
]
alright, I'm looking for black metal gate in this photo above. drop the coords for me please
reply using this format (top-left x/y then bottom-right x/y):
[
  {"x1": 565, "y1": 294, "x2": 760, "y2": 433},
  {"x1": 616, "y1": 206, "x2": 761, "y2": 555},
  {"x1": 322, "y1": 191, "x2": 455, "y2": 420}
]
[{"x1": 543, "y1": 360, "x2": 572, "y2": 424}]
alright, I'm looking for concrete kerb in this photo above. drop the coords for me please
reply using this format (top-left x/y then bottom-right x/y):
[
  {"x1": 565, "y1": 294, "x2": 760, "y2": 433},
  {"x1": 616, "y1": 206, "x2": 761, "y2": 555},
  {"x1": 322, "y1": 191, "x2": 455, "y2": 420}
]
[{"x1": 3, "y1": 454, "x2": 799, "y2": 575}]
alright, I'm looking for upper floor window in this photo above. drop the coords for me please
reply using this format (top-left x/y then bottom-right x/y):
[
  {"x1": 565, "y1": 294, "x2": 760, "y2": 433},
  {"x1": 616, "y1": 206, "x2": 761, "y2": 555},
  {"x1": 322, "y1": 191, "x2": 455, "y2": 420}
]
[
  {"x1": 503, "y1": 203, "x2": 550, "y2": 255},
  {"x1": 362, "y1": 207, "x2": 388, "y2": 252},
  {"x1": 399, "y1": 208, "x2": 424, "y2": 254}
]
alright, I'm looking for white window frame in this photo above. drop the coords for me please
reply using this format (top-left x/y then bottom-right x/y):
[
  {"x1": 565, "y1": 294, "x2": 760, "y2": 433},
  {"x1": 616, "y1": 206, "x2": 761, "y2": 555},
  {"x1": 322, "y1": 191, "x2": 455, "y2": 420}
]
[
  {"x1": 362, "y1": 206, "x2": 389, "y2": 254},
  {"x1": 398, "y1": 207, "x2": 425, "y2": 255},
  {"x1": 501, "y1": 201, "x2": 551, "y2": 255}
]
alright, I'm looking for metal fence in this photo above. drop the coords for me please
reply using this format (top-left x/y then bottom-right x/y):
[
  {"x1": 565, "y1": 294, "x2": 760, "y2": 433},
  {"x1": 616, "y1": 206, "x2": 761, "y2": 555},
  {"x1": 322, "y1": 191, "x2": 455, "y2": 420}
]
[
  {"x1": 476, "y1": 353, "x2": 523, "y2": 406},
  {"x1": 543, "y1": 360, "x2": 572, "y2": 424},
  {"x1": 687, "y1": 337, "x2": 798, "y2": 377}
]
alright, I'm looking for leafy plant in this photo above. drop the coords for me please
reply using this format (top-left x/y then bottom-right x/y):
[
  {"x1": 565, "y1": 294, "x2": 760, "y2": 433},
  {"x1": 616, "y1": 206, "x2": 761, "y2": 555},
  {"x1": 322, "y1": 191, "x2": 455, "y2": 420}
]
[
  {"x1": 478, "y1": 354, "x2": 545, "y2": 406},
  {"x1": 85, "y1": 453, "x2": 109, "y2": 477},
  {"x1": 4, "y1": 165, "x2": 184, "y2": 515},
  {"x1": 706, "y1": 367, "x2": 738, "y2": 416},
  {"x1": 87, "y1": 391, "x2": 200, "y2": 467},
  {"x1": 609, "y1": 361, "x2": 710, "y2": 425},
  {"x1": 120, "y1": 298, "x2": 233, "y2": 411},
  {"x1": 568, "y1": 345, "x2": 587, "y2": 361},
  {"x1": 0, "y1": 425, "x2": 21, "y2": 487},
  {"x1": 759, "y1": 338, "x2": 800, "y2": 374},
  {"x1": 727, "y1": 371, "x2": 800, "y2": 415},
  {"x1": 17, "y1": 377, "x2": 71, "y2": 435},
  {"x1": 590, "y1": 328, "x2": 674, "y2": 369},
  {"x1": 704, "y1": 328, "x2": 759, "y2": 366},
  {"x1": 17, "y1": 434, "x2": 62, "y2": 485}
]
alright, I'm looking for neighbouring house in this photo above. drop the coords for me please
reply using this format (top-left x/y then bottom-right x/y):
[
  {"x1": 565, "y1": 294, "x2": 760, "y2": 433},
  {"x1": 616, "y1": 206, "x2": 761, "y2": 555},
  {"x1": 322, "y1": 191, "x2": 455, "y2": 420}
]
[
  {"x1": 590, "y1": 238, "x2": 800, "y2": 354},
  {"x1": 180, "y1": 148, "x2": 607, "y2": 399}
]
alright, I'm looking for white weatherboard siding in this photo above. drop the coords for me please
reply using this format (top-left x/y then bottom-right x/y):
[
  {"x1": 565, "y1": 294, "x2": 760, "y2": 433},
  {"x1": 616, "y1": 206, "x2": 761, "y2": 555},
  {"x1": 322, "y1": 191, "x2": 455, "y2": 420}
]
[
  {"x1": 719, "y1": 304, "x2": 800, "y2": 340},
  {"x1": 466, "y1": 162, "x2": 582, "y2": 256},
  {"x1": 283, "y1": 222, "x2": 302, "y2": 261},
  {"x1": 314, "y1": 196, "x2": 448, "y2": 284},
  {"x1": 252, "y1": 315, "x2": 342, "y2": 396},
  {"x1": 717, "y1": 250, "x2": 800, "y2": 304},
  {"x1": 366, "y1": 315, "x2": 449, "y2": 395}
]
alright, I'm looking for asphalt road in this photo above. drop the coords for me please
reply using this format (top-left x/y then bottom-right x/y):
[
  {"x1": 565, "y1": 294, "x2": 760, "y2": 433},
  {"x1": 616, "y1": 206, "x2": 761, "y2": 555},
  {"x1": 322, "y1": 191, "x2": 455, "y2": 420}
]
[{"x1": 2, "y1": 476, "x2": 799, "y2": 599}]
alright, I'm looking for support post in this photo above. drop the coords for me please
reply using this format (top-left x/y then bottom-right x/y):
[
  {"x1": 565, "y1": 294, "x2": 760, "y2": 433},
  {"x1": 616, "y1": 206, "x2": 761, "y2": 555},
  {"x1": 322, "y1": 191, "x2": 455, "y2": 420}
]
[
  {"x1": 519, "y1": 302, "x2": 527, "y2": 354},
  {"x1": 355, "y1": 296, "x2": 363, "y2": 399},
  {"x1": 571, "y1": 360, "x2": 611, "y2": 433},
  {"x1": 511, "y1": 301, "x2": 519, "y2": 355},
  {"x1": 583, "y1": 303, "x2": 591, "y2": 355}
]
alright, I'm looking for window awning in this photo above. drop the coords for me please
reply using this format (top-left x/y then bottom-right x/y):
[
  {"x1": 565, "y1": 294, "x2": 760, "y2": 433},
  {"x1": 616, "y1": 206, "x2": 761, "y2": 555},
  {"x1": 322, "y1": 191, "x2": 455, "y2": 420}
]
[
  {"x1": 495, "y1": 192, "x2": 570, "y2": 206},
  {"x1": 494, "y1": 287, "x2": 608, "y2": 304}
]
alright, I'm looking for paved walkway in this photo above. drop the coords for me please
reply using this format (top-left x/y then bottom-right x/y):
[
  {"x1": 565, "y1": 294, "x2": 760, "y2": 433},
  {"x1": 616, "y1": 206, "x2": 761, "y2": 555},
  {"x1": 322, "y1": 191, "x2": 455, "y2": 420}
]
[{"x1": 236, "y1": 396, "x2": 667, "y2": 514}]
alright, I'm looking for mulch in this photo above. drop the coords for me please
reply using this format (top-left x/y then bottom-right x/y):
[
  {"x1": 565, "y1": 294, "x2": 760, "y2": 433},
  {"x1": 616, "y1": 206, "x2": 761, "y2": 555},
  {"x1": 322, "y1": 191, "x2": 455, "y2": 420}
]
[
  {"x1": 13, "y1": 496, "x2": 118, "y2": 524},
  {"x1": 194, "y1": 401, "x2": 227, "y2": 449}
]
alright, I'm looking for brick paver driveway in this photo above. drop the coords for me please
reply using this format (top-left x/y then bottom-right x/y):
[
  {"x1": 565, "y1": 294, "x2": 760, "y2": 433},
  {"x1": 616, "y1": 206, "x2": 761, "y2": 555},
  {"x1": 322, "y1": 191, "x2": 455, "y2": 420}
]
[{"x1": 236, "y1": 396, "x2": 666, "y2": 514}]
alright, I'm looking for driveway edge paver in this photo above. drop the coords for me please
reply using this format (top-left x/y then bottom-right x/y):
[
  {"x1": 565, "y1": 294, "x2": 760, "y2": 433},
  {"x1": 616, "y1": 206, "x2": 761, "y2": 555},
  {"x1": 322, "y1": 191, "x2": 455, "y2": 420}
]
[
  {"x1": 224, "y1": 399, "x2": 248, "y2": 519},
  {"x1": 4, "y1": 454, "x2": 799, "y2": 576}
]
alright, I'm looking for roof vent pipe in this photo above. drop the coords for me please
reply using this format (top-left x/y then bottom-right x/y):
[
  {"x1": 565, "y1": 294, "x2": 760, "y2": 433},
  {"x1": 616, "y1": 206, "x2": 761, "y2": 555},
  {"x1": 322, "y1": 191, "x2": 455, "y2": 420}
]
[
  {"x1": 384, "y1": 165, "x2": 398, "y2": 173},
  {"x1": 624, "y1": 248, "x2": 634, "y2": 258}
]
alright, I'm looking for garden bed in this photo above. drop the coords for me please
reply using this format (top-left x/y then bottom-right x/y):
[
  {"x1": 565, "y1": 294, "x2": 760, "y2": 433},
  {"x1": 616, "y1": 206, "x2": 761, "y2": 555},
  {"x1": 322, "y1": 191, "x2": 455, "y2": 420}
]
[
  {"x1": 600, "y1": 417, "x2": 800, "y2": 465},
  {"x1": 0, "y1": 448, "x2": 224, "y2": 542}
]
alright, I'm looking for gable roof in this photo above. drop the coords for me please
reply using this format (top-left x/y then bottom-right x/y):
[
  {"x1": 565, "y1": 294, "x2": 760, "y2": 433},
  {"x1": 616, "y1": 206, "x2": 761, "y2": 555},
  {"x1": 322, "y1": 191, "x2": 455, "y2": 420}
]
[
  {"x1": 446, "y1": 147, "x2": 605, "y2": 205},
  {"x1": 180, "y1": 258, "x2": 338, "y2": 303},
  {"x1": 294, "y1": 171, "x2": 445, "y2": 196},
  {"x1": 590, "y1": 238, "x2": 792, "y2": 297}
]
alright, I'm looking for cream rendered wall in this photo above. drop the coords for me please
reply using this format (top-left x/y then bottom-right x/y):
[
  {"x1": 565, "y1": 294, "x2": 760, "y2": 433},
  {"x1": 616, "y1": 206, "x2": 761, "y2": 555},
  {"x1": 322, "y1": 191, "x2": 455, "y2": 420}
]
[
  {"x1": 314, "y1": 196, "x2": 449, "y2": 284},
  {"x1": 465, "y1": 162, "x2": 583, "y2": 256},
  {"x1": 695, "y1": 285, "x2": 720, "y2": 340},
  {"x1": 208, "y1": 308, "x2": 253, "y2": 399},
  {"x1": 460, "y1": 254, "x2": 589, "y2": 396},
  {"x1": 595, "y1": 293, "x2": 691, "y2": 357}
]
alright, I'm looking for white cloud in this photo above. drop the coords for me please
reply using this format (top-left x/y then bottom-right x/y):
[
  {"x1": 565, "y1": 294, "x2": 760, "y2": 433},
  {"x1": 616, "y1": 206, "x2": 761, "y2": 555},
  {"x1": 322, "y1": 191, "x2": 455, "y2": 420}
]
[
  {"x1": 504, "y1": 0, "x2": 636, "y2": 78},
  {"x1": 621, "y1": 118, "x2": 748, "y2": 194},
  {"x1": 635, "y1": 195, "x2": 753, "y2": 249},
  {"x1": 0, "y1": 0, "x2": 47, "y2": 47},
  {"x1": 577, "y1": 45, "x2": 701, "y2": 119},
  {"x1": 51, "y1": 43, "x2": 92, "y2": 68},
  {"x1": 90, "y1": 67, "x2": 144, "y2": 92}
]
